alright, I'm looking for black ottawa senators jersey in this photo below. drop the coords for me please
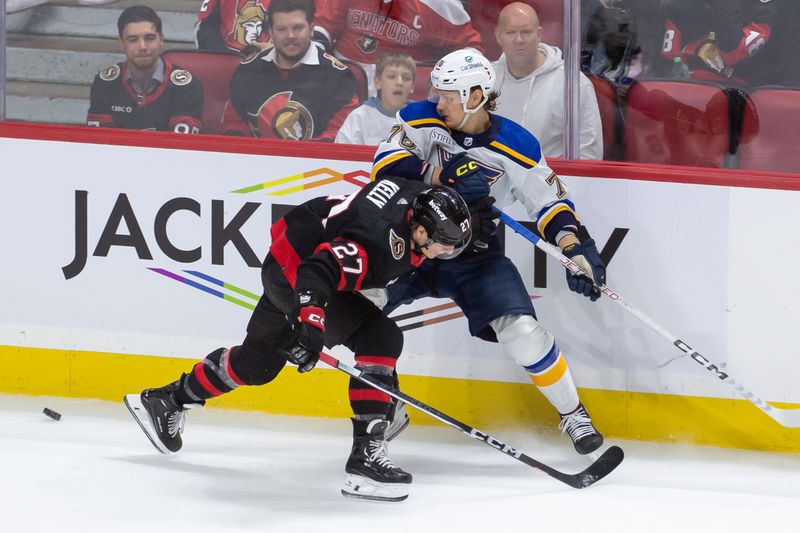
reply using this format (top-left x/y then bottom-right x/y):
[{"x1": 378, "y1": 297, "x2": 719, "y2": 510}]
[
  {"x1": 87, "y1": 61, "x2": 204, "y2": 133},
  {"x1": 226, "y1": 45, "x2": 359, "y2": 141},
  {"x1": 268, "y1": 178, "x2": 429, "y2": 300}
]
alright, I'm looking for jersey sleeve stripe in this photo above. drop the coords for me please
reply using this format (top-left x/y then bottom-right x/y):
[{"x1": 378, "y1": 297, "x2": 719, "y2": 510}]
[
  {"x1": 406, "y1": 117, "x2": 448, "y2": 130},
  {"x1": 371, "y1": 150, "x2": 413, "y2": 179},
  {"x1": 537, "y1": 202, "x2": 578, "y2": 238},
  {"x1": 488, "y1": 140, "x2": 538, "y2": 168}
]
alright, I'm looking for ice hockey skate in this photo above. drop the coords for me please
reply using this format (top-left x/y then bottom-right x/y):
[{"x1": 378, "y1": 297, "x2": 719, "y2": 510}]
[
  {"x1": 124, "y1": 378, "x2": 201, "y2": 454},
  {"x1": 385, "y1": 399, "x2": 409, "y2": 442},
  {"x1": 342, "y1": 418, "x2": 412, "y2": 502},
  {"x1": 559, "y1": 403, "x2": 604, "y2": 455}
]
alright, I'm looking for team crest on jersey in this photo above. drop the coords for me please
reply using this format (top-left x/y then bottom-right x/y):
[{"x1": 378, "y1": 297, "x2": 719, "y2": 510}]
[
  {"x1": 252, "y1": 91, "x2": 315, "y2": 140},
  {"x1": 170, "y1": 69, "x2": 193, "y2": 86},
  {"x1": 438, "y1": 147, "x2": 504, "y2": 184},
  {"x1": 389, "y1": 228, "x2": 405, "y2": 260},
  {"x1": 99, "y1": 64, "x2": 120, "y2": 81},
  {"x1": 323, "y1": 52, "x2": 348, "y2": 70},
  {"x1": 358, "y1": 35, "x2": 379, "y2": 54}
]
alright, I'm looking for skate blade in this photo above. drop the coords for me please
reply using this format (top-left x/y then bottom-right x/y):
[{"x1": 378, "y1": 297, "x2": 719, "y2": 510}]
[
  {"x1": 341, "y1": 474, "x2": 409, "y2": 502},
  {"x1": 123, "y1": 394, "x2": 172, "y2": 455}
]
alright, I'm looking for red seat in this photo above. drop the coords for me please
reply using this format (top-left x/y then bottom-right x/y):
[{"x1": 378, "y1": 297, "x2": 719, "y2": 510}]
[
  {"x1": 624, "y1": 80, "x2": 730, "y2": 168},
  {"x1": 339, "y1": 59, "x2": 368, "y2": 104},
  {"x1": 467, "y1": 0, "x2": 563, "y2": 61},
  {"x1": 161, "y1": 50, "x2": 242, "y2": 135},
  {"x1": 737, "y1": 88, "x2": 800, "y2": 173},
  {"x1": 588, "y1": 76, "x2": 616, "y2": 160},
  {"x1": 413, "y1": 65, "x2": 433, "y2": 100}
]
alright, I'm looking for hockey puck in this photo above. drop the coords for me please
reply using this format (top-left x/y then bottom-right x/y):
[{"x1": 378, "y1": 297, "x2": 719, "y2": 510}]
[{"x1": 43, "y1": 407, "x2": 62, "y2": 421}]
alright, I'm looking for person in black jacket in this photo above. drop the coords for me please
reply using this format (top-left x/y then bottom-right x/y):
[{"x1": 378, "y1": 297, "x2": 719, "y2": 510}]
[
  {"x1": 87, "y1": 5, "x2": 204, "y2": 133},
  {"x1": 221, "y1": 0, "x2": 360, "y2": 140}
]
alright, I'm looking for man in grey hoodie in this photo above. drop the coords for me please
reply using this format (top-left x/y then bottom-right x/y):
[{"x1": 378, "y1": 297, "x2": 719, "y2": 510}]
[{"x1": 493, "y1": 2, "x2": 603, "y2": 160}]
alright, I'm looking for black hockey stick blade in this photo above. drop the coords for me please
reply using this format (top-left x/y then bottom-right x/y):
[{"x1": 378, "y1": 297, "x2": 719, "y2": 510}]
[
  {"x1": 320, "y1": 352, "x2": 624, "y2": 489},
  {"x1": 530, "y1": 445, "x2": 624, "y2": 489}
]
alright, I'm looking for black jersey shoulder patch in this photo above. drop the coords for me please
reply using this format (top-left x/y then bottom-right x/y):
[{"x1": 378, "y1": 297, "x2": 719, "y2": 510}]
[
  {"x1": 389, "y1": 228, "x2": 405, "y2": 260},
  {"x1": 323, "y1": 52, "x2": 347, "y2": 71},
  {"x1": 99, "y1": 64, "x2": 121, "y2": 82},
  {"x1": 170, "y1": 69, "x2": 193, "y2": 86}
]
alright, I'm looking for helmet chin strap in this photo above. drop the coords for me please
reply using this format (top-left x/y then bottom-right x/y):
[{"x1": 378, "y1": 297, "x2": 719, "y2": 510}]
[{"x1": 457, "y1": 93, "x2": 488, "y2": 130}]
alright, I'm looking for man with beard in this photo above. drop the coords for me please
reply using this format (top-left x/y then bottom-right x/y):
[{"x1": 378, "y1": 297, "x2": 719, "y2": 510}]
[
  {"x1": 222, "y1": 0, "x2": 360, "y2": 141},
  {"x1": 87, "y1": 6, "x2": 204, "y2": 133}
]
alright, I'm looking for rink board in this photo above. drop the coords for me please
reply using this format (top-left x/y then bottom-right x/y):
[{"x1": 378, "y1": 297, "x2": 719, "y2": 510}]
[{"x1": 1, "y1": 124, "x2": 799, "y2": 452}]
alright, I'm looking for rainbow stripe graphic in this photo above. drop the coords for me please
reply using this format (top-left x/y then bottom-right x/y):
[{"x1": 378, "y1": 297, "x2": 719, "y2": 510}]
[
  {"x1": 149, "y1": 268, "x2": 260, "y2": 310},
  {"x1": 231, "y1": 167, "x2": 371, "y2": 196},
  {"x1": 150, "y1": 267, "x2": 542, "y2": 331}
]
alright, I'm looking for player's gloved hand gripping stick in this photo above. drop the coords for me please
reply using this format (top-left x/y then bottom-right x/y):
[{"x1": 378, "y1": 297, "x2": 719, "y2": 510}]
[
  {"x1": 281, "y1": 289, "x2": 326, "y2": 373},
  {"x1": 496, "y1": 208, "x2": 800, "y2": 428}
]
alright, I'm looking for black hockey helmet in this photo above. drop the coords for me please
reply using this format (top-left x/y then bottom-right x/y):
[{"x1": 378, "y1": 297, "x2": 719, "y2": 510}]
[{"x1": 411, "y1": 186, "x2": 472, "y2": 260}]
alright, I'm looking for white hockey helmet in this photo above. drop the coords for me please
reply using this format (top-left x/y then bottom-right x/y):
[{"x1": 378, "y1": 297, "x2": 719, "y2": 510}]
[{"x1": 430, "y1": 49, "x2": 496, "y2": 113}]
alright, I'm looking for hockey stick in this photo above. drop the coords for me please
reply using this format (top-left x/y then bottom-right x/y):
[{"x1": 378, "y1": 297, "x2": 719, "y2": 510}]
[
  {"x1": 319, "y1": 352, "x2": 624, "y2": 489},
  {"x1": 496, "y1": 209, "x2": 800, "y2": 429}
]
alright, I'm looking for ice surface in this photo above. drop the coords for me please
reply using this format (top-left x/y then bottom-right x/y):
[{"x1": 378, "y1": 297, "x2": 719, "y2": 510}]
[{"x1": 1, "y1": 394, "x2": 797, "y2": 533}]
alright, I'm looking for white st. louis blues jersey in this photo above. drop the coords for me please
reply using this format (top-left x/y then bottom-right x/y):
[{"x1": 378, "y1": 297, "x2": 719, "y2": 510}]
[{"x1": 371, "y1": 100, "x2": 580, "y2": 244}]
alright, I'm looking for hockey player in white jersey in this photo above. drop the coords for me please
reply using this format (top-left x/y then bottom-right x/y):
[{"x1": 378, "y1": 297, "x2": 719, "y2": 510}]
[{"x1": 372, "y1": 49, "x2": 607, "y2": 456}]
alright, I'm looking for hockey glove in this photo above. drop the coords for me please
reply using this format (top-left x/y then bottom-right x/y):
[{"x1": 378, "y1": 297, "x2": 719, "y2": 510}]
[
  {"x1": 684, "y1": 33, "x2": 734, "y2": 78},
  {"x1": 439, "y1": 152, "x2": 490, "y2": 203},
  {"x1": 562, "y1": 238, "x2": 606, "y2": 302},
  {"x1": 468, "y1": 196, "x2": 499, "y2": 252},
  {"x1": 281, "y1": 289, "x2": 326, "y2": 373}
]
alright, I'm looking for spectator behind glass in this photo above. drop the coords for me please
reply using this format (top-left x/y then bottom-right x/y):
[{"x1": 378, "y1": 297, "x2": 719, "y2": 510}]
[
  {"x1": 336, "y1": 51, "x2": 415, "y2": 145},
  {"x1": 87, "y1": 5, "x2": 204, "y2": 133},
  {"x1": 581, "y1": 0, "x2": 644, "y2": 96},
  {"x1": 492, "y1": 2, "x2": 602, "y2": 159},
  {"x1": 313, "y1": 0, "x2": 484, "y2": 96},
  {"x1": 196, "y1": 0, "x2": 273, "y2": 55},
  {"x1": 658, "y1": 0, "x2": 800, "y2": 87},
  {"x1": 222, "y1": 0, "x2": 359, "y2": 141}
]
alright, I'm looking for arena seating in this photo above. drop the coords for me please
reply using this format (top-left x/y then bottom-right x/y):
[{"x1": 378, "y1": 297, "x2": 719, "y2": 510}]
[
  {"x1": 339, "y1": 59, "x2": 369, "y2": 104},
  {"x1": 588, "y1": 75, "x2": 617, "y2": 160},
  {"x1": 737, "y1": 87, "x2": 800, "y2": 173},
  {"x1": 413, "y1": 65, "x2": 433, "y2": 101},
  {"x1": 161, "y1": 50, "x2": 242, "y2": 135},
  {"x1": 624, "y1": 80, "x2": 730, "y2": 168}
]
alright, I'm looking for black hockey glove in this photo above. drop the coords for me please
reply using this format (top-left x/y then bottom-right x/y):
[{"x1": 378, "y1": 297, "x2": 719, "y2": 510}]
[
  {"x1": 439, "y1": 152, "x2": 490, "y2": 203},
  {"x1": 562, "y1": 238, "x2": 606, "y2": 302},
  {"x1": 468, "y1": 196, "x2": 499, "y2": 252},
  {"x1": 281, "y1": 289, "x2": 326, "y2": 373}
]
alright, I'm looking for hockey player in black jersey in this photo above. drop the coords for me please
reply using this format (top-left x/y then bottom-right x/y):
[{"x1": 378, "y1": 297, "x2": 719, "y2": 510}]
[
  {"x1": 124, "y1": 178, "x2": 477, "y2": 502},
  {"x1": 87, "y1": 6, "x2": 204, "y2": 133}
]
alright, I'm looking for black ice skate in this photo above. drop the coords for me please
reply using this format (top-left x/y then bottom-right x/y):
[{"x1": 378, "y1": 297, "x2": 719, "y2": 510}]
[
  {"x1": 124, "y1": 378, "x2": 202, "y2": 454},
  {"x1": 342, "y1": 418, "x2": 412, "y2": 502},
  {"x1": 559, "y1": 403, "x2": 604, "y2": 455},
  {"x1": 385, "y1": 399, "x2": 409, "y2": 442}
]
